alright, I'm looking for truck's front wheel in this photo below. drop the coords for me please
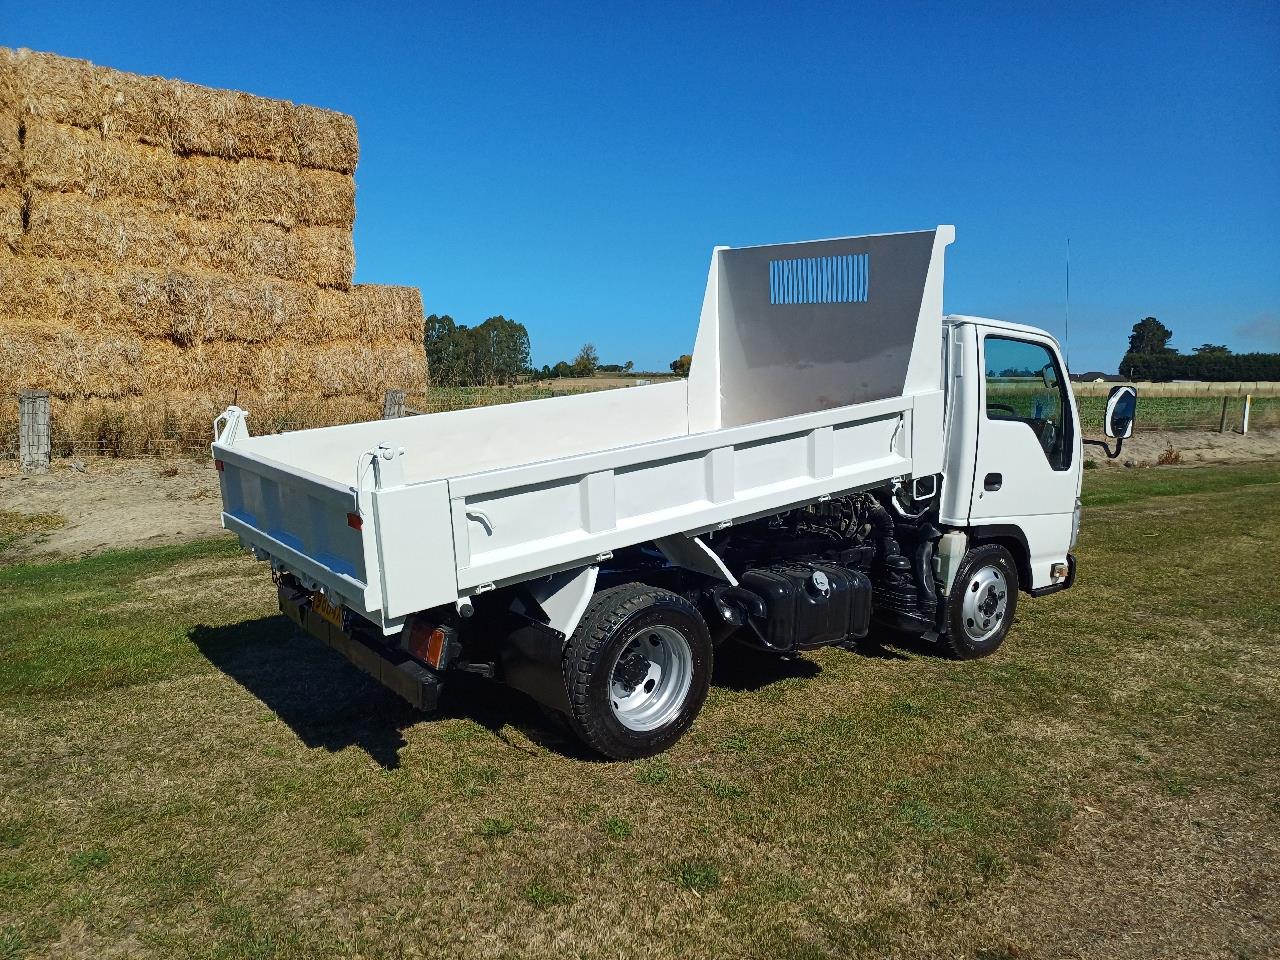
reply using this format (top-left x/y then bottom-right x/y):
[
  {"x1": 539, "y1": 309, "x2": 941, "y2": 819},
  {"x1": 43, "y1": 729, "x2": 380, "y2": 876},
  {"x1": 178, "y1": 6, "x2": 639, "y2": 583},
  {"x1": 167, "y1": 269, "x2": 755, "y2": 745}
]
[
  {"x1": 562, "y1": 583, "x2": 712, "y2": 760},
  {"x1": 943, "y1": 544, "x2": 1019, "y2": 660}
]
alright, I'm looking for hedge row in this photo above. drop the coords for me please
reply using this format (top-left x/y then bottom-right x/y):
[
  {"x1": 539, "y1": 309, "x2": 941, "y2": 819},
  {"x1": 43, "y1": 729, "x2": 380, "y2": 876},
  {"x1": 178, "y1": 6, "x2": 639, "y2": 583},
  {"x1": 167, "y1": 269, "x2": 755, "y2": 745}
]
[{"x1": 1121, "y1": 352, "x2": 1280, "y2": 381}]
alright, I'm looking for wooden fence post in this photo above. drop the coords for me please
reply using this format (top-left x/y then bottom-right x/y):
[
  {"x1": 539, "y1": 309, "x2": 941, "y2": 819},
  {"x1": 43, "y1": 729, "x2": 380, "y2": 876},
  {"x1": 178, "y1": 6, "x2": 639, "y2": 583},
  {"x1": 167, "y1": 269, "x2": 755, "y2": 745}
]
[
  {"x1": 1219, "y1": 396, "x2": 1229, "y2": 433},
  {"x1": 382, "y1": 389, "x2": 406, "y2": 420},
  {"x1": 1241, "y1": 394, "x2": 1251, "y2": 435},
  {"x1": 19, "y1": 390, "x2": 51, "y2": 474}
]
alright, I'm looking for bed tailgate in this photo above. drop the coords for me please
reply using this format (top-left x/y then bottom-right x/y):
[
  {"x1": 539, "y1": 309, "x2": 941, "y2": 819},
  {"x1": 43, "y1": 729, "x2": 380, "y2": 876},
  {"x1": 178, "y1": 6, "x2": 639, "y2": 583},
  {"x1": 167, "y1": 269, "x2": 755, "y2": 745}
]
[{"x1": 213, "y1": 444, "x2": 384, "y2": 617}]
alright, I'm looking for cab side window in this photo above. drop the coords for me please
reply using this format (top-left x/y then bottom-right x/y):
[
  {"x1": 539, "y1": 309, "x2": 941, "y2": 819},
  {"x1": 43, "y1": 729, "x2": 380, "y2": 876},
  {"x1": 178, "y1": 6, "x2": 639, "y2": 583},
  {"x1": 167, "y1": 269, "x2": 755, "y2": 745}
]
[{"x1": 983, "y1": 336, "x2": 1073, "y2": 470}]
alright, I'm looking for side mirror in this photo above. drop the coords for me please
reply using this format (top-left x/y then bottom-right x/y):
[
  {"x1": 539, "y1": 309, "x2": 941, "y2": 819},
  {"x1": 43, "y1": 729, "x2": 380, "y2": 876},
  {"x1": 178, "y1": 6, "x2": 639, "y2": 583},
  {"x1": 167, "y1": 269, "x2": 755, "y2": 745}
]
[
  {"x1": 1104, "y1": 385, "x2": 1137, "y2": 439},
  {"x1": 1040, "y1": 364, "x2": 1057, "y2": 389}
]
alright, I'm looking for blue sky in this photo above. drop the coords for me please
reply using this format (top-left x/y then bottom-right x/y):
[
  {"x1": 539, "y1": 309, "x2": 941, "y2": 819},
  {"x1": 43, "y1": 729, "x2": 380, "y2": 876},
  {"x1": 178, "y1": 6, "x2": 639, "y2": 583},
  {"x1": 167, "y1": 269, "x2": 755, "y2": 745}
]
[{"x1": 6, "y1": 1, "x2": 1278, "y2": 373}]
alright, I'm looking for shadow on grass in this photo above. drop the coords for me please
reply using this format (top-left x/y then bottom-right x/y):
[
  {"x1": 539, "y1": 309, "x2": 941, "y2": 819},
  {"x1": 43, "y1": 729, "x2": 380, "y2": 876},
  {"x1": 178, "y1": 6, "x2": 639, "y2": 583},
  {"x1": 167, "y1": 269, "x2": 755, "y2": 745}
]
[
  {"x1": 191, "y1": 616, "x2": 919, "y2": 769},
  {"x1": 850, "y1": 625, "x2": 948, "y2": 661},
  {"x1": 189, "y1": 615, "x2": 587, "y2": 768}
]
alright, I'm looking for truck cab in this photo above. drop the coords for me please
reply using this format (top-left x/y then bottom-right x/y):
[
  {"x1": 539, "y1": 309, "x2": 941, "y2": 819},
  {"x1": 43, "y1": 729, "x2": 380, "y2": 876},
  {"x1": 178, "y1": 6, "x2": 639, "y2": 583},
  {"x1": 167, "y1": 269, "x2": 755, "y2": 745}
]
[{"x1": 940, "y1": 316, "x2": 1082, "y2": 595}]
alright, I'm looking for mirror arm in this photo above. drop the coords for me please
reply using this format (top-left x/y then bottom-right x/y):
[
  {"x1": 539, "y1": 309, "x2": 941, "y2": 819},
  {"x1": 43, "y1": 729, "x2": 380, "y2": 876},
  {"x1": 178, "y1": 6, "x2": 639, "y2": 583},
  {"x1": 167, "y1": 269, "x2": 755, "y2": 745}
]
[{"x1": 1083, "y1": 436, "x2": 1125, "y2": 460}]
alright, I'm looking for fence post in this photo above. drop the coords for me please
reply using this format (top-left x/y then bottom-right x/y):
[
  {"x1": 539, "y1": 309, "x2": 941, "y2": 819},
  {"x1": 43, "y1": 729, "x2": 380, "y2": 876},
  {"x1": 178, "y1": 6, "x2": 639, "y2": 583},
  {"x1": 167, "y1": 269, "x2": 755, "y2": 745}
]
[
  {"x1": 1241, "y1": 394, "x2": 1251, "y2": 435},
  {"x1": 382, "y1": 389, "x2": 405, "y2": 420},
  {"x1": 1219, "y1": 396, "x2": 1229, "y2": 433},
  {"x1": 19, "y1": 390, "x2": 51, "y2": 474}
]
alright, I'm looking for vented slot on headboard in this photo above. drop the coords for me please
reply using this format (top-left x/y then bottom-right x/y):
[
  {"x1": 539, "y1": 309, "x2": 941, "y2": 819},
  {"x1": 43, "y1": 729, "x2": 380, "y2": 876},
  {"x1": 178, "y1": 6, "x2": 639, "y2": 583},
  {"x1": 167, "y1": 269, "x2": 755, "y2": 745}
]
[{"x1": 769, "y1": 253, "x2": 869, "y2": 305}]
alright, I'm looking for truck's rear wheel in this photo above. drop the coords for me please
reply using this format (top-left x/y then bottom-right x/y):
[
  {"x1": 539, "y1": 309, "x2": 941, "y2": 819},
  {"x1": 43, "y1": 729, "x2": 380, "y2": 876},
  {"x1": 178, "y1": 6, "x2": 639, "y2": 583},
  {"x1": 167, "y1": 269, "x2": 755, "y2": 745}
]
[
  {"x1": 562, "y1": 583, "x2": 712, "y2": 760},
  {"x1": 943, "y1": 543, "x2": 1018, "y2": 660}
]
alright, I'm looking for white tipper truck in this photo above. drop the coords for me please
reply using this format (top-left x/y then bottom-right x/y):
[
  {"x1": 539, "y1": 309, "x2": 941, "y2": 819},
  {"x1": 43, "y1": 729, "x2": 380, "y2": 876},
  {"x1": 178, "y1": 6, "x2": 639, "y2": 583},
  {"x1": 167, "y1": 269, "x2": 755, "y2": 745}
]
[{"x1": 211, "y1": 227, "x2": 1137, "y2": 759}]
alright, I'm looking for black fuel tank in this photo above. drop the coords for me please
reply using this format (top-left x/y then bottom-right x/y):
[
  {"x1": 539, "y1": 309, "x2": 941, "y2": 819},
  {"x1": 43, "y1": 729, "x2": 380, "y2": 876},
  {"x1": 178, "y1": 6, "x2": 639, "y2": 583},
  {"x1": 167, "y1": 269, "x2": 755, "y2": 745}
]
[{"x1": 738, "y1": 562, "x2": 872, "y2": 652}]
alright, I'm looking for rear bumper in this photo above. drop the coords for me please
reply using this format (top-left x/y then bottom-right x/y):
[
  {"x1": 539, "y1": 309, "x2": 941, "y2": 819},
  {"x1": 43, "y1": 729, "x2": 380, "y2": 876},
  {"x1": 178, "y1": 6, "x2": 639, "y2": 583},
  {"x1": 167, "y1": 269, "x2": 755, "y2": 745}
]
[
  {"x1": 278, "y1": 583, "x2": 442, "y2": 711},
  {"x1": 1029, "y1": 553, "x2": 1077, "y2": 598}
]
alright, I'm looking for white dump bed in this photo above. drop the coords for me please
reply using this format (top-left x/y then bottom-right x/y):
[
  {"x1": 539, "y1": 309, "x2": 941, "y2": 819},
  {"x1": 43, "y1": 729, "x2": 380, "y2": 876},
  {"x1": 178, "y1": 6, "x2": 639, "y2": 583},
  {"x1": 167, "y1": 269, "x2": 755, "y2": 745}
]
[{"x1": 213, "y1": 227, "x2": 954, "y2": 631}]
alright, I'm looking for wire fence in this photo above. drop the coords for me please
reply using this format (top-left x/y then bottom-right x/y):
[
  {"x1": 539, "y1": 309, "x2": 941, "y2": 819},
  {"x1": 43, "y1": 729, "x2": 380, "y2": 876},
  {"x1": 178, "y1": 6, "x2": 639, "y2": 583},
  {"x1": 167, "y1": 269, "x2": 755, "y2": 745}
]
[{"x1": 1075, "y1": 394, "x2": 1278, "y2": 433}]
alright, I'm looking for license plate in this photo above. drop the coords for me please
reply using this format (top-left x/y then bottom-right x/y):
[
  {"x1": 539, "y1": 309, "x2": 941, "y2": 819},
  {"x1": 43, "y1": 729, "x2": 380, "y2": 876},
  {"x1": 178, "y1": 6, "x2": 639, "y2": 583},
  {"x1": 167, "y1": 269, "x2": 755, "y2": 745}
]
[{"x1": 312, "y1": 592, "x2": 345, "y2": 630}]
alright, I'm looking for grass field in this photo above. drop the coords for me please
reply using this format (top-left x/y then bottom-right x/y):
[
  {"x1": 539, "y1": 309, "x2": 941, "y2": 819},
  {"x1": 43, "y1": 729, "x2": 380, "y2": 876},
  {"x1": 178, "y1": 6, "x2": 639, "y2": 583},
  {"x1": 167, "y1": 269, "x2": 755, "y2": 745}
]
[
  {"x1": 1074, "y1": 394, "x2": 1278, "y2": 431},
  {"x1": 1, "y1": 464, "x2": 1278, "y2": 958}
]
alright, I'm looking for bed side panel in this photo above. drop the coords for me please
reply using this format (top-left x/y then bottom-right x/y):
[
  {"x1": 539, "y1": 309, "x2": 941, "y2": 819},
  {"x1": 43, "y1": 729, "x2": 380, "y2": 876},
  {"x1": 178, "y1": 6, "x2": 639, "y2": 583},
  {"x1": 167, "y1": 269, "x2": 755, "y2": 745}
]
[{"x1": 372, "y1": 480, "x2": 461, "y2": 618}]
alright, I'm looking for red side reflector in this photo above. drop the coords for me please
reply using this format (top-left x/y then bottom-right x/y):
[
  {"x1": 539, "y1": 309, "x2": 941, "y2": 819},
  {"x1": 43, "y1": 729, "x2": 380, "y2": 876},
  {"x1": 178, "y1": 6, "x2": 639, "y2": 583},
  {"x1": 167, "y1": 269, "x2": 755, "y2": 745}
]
[
  {"x1": 406, "y1": 620, "x2": 449, "y2": 669},
  {"x1": 346, "y1": 512, "x2": 363, "y2": 530},
  {"x1": 426, "y1": 628, "x2": 447, "y2": 669},
  {"x1": 214, "y1": 459, "x2": 225, "y2": 472}
]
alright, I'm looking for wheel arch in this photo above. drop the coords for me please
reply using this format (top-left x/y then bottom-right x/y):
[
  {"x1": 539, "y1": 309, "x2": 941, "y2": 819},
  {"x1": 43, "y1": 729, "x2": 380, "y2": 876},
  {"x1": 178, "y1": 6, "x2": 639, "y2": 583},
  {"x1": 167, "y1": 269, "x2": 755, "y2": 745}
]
[{"x1": 967, "y1": 524, "x2": 1032, "y2": 593}]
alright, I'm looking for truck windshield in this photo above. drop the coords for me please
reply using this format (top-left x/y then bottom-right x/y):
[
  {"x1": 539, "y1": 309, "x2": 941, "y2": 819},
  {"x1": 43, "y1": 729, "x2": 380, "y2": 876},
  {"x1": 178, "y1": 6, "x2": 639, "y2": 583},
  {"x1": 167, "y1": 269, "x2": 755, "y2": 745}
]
[{"x1": 983, "y1": 336, "x2": 1073, "y2": 470}]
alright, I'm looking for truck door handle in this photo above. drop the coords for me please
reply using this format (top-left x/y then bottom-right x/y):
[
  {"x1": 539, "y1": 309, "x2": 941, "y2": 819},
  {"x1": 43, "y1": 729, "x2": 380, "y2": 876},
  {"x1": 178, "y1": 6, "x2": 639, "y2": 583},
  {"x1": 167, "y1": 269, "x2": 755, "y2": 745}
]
[{"x1": 984, "y1": 473, "x2": 1003, "y2": 491}]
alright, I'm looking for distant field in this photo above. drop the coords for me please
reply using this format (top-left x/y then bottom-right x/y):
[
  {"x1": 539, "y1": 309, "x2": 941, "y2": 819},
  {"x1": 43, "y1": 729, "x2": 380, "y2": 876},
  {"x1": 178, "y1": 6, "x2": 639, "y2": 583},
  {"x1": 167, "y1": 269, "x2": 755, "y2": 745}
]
[
  {"x1": 0, "y1": 462, "x2": 1277, "y2": 958},
  {"x1": 415, "y1": 381, "x2": 1279, "y2": 431}
]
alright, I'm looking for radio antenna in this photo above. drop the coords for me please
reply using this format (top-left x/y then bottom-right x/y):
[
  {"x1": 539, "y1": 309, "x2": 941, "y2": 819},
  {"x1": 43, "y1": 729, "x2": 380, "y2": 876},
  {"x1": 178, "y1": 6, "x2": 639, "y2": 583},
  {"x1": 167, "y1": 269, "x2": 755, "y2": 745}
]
[{"x1": 1063, "y1": 237, "x2": 1071, "y2": 368}]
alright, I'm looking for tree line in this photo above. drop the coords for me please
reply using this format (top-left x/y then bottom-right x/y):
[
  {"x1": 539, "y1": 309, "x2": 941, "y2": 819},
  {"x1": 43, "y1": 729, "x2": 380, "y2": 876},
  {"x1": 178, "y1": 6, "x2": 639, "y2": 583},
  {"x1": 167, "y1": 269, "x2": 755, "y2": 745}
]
[
  {"x1": 423, "y1": 314, "x2": 693, "y2": 387},
  {"x1": 1120, "y1": 317, "x2": 1280, "y2": 381}
]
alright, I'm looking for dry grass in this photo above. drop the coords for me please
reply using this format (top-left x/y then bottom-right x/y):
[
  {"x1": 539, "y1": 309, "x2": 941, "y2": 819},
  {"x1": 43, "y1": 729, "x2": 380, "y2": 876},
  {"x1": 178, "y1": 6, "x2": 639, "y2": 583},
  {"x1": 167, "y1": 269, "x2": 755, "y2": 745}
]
[{"x1": 0, "y1": 465, "x2": 1276, "y2": 958}]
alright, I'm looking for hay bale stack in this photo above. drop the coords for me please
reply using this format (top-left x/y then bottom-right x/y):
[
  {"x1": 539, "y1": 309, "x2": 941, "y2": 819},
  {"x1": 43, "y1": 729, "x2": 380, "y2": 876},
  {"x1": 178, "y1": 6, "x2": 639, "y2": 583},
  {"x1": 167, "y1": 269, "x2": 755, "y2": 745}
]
[{"x1": 0, "y1": 48, "x2": 427, "y2": 449}]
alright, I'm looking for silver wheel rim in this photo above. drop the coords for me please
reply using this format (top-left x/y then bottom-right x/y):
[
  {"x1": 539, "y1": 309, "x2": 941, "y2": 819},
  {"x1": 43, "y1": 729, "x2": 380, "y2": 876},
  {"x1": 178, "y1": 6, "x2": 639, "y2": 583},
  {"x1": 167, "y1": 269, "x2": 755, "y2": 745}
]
[
  {"x1": 608, "y1": 625, "x2": 693, "y2": 732},
  {"x1": 961, "y1": 564, "x2": 1008, "y2": 643}
]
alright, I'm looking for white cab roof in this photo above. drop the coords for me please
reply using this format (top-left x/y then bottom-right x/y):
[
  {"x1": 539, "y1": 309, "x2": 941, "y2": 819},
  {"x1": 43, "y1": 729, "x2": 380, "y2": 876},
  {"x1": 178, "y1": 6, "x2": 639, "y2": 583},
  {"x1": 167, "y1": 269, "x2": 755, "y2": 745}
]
[{"x1": 945, "y1": 314, "x2": 1062, "y2": 348}]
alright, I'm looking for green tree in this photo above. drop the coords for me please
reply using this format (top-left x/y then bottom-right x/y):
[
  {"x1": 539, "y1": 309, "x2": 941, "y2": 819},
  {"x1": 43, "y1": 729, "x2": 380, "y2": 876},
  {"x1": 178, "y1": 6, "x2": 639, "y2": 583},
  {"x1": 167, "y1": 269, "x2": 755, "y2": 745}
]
[
  {"x1": 1192, "y1": 343, "x2": 1231, "y2": 356},
  {"x1": 423, "y1": 313, "x2": 531, "y2": 387},
  {"x1": 475, "y1": 315, "x2": 531, "y2": 385},
  {"x1": 1121, "y1": 317, "x2": 1177, "y2": 378},
  {"x1": 670, "y1": 354, "x2": 692, "y2": 376},
  {"x1": 1126, "y1": 317, "x2": 1175, "y2": 355},
  {"x1": 571, "y1": 343, "x2": 599, "y2": 377},
  {"x1": 424, "y1": 314, "x2": 468, "y2": 388}
]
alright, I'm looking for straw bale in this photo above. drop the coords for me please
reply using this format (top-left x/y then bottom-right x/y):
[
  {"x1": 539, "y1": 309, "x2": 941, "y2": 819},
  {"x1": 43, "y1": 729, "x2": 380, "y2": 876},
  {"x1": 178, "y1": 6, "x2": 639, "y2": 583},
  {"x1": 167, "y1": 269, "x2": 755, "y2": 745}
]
[
  {"x1": 0, "y1": 325, "x2": 144, "y2": 400},
  {"x1": 0, "y1": 109, "x2": 20, "y2": 189},
  {"x1": 0, "y1": 48, "x2": 20, "y2": 108},
  {"x1": 23, "y1": 189, "x2": 354, "y2": 287},
  {"x1": 235, "y1": 220, "x2": 354, "y2": 288},
  {"x1": 8, "y1": 49, "x2": 115, "y2": 132},
  {"x1": 231, "y1": 158, "x2": 355, "y2": 229},
  {"x1": 136, "y1": 338, "x2": 423, "y2": 404},
  {"x1": 21, "y1": 118, "x2": 182, "y2": 204},
  {"x1": 23, "y1": 190, "x2": 184, "y2": 267},
  {"x1": 23, "y1": 118, "x2": 356, "y2": 228},
  {"x1": 165, "y1": 270, "x2": 316, "y2": 345},
  {"x1": 287, "y1": 338, "x2": 427, "y2": 398},
  {"x1": 0, "y1": 254, "x2": 135, "y2": 338},
  {"x1": 0, "y1": 253, "x2": 343, "y2": 345},
  {"x1": 7, "y1": 48, "x2": 359, "y2": 174},
  {"x1": 0, "y1": 189, "x2": 21, "y2": 254},
  {"x1": 315, "y1": 284, "x2": 425, "y2": 341},
  {"x1": 292, "y1": 103, "x2": 359, "y2": 174},
  {"x1": 140, "y1": 338, "x2": 254, "y2": 395}
]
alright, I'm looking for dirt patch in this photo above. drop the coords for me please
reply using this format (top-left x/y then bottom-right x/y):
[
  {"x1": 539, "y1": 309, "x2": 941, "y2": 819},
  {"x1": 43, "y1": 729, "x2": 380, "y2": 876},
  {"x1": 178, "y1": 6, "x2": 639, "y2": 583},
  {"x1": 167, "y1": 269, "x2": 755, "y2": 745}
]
[
  {"x1": 1086, "y1": 427, "x2": 1280, "y2": 467},
  {"x1": 0, "y1": 456, "x2": 225, "y2": 560}
]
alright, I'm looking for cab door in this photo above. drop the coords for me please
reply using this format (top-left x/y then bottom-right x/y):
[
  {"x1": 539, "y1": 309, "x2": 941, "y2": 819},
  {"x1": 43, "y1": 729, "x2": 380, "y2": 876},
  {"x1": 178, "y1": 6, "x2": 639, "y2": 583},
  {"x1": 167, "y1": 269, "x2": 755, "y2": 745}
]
[{"x1": 969, "y1": 330, "x2": 1081, "y2": 588}]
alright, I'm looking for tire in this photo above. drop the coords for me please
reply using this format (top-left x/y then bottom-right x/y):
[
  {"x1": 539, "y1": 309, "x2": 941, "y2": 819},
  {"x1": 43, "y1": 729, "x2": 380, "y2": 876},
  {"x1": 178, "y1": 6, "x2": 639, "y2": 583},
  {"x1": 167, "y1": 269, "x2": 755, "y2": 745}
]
[
  {"x1": 562, "y1": 583, "x2": 712, "y2": 760},
  {"x1": 943, "y1": 543, "x2": 1019, "y2": 660}
]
